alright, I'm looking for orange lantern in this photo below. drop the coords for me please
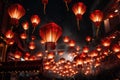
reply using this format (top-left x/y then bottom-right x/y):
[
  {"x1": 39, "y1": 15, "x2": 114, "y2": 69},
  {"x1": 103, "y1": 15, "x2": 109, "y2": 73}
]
[
  {"x1": 36, "y1": 52, "x2": 43, "y2": 57},
  {"x1": 58, "y1": 51, "x2": 64, "y2": 56},
  {"x1": 68, "y1": 40, "x2": 76, "y2": 47},
  {"x1": 29, "y1": 55, "x2": 36, "y2": 61},
  {"x1": 22, "y1": 21, "x2": 29, "y2": 30},
  {"x1": 64, "y1": 0, "x2": 71, "y2": 11},
  {"x1": 39, "y1": 22, "x2": 62, "y2": 50},
  {"x1": 14, "y1": 50, "x2": 22, "y2": 59},
  {"x1": 20, "y1": 33, "x2": 27, "y2": 40},
  {"x1": 96, "y1": 45, "x2": 102, "y2": 51},
  {"x1": 90, "y1": 10, "x2": 103, "y2": 37},
  {"x1": 101, "y1": 38, "x2": 111, "y2": 47},
  {"x1": 5, "y1": 30, "x2": 14, "y2": 39},
  {"x1": 72, "y1": 2, "x2": 86, "y2": 30},
  {"x1": 8, "y1": 4, "x2": 25, "y2": 25},
  {"x1": 86, "y1": 36, "x2": 91, "y2": 43},
  {"x1": 6, "y1": 38, "x2": 14, "y2": 45},
  {"x1": 31, "y1": 35, "x2": 36, "y2": 41},
  {"x1": 63, "y1": 36, "x2": 70, "y2": 43},
  {"x1": 89, "y1": 50, "x2": 98, "y2": 58},
  {"x1": 42, "y1": 0, "x2": 48, "y2": 14},
  {"x1": 47, "y1": 52, "x2": 55, "y2": 59},
  {"x1": 25, "y1": 52, "x2": 30, "y2": 57},
  {"x1": 31, "y1": 15, "x2": 40, "y2": 33},
  {"x1": 29, "y1": 41, "x2": 36, "y2": 50},
  {"x1": 116, "y1": 52, "x2": 120, "y2": 59},
  {"x1": 102, "y1": 49, "x2": 109, "y2": 56},
  {"x1": 82, "y1": 46, "x2": 89, "y2": 53},
  {"x1": 112, "y1": 44, "x2": 120, "y2": 53}
]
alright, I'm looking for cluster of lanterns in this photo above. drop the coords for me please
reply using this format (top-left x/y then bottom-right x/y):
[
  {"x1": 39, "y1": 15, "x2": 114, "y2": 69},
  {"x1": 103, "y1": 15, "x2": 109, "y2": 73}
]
[{"x1": 1, "y1": 0, "x2": 120, "y2": 78}]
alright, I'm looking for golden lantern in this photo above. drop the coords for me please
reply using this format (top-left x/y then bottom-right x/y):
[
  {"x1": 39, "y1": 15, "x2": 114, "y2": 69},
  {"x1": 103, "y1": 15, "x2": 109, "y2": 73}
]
[
  {"x1": 39, "y1": 22, "x2": 62, "y2": 50},
  {"x1": 20, "y1": 33, "x2": 27, "y2": 40},
  {"x1": 14, "y1": 50, "x2": 22, "y2": 59},
  {"x1": 72, "y1": 2, "x2": 86, "y2": 30},
  {"x1": 90, "y1": 10, "x2": 103, "y2": 37},
  {"x1": 64, "y1": 0, "x2": 71, "y2": 11},
  {"x1": 8, "y1": 3, "x2": 25, "y2": 25},
  {"x1": 22, "y1": 21, "x2": 29, "y2": 30},
  {"x1": 42, "y1": 0, "x2": 48, "y2": 14},
  {"x1": 31, "y1": 15, "x2": 40, "y2": 33},
  {"x1": 5, "y1": 30, "x2": 14, "y2": 39}
]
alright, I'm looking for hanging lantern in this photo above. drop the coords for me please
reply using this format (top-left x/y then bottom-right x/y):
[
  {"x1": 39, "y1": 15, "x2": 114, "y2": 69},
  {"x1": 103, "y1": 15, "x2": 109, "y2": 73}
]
[
  {"x1": 5, "y1": 30, "x2": 14, "y2": 39},
  {"x1": 8, "y1": 3, "x2": 25, "y2": 25},
  {"x1": 39, "y1": 22, "x2": 62, "y2": 50},
  {"x1": 29, "y1": 41, "x2": 36, "y2": 50},
  {"x1": 63, "y1": 36, "x2": 70, "y2": 43},
  {"x1": 72, "y1": 2, "x2": 86, "y2": 30},
  {"x1": 68, "y1": 40, "x2": 76, "y2": 47},
  {"x1": 14, "y1": 50, "x2": 22, "y2": 59},
  {"x1": 90, "y1": 10, "x2": 103, "y2": 37},
  {"x1": 112, "y1": 44, "x2": 120, "y2": 53},
  {"x1": 31, "y1": 15, "x2": 40, "y2": 33},
  {"x1": 42, "y1": 0, "x2": 48, "y2": 14},
  {"x1": 64, "y1": 0, "x2": 71, "y2": 11},
  {"x1": 101, "y1": 38, "x2": 111, "y2": 47},
  {"x1": 22, "y1": 21, "x2": 29, "y2": 30},
  {"x1": 20, "y1": 33, "x2": 27, "y2": 40}
]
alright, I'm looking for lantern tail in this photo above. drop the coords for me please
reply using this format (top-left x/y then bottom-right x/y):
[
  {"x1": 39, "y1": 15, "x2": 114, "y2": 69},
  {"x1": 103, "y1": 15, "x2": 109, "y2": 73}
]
[
  {"x1": 44, "y1": 3, "x2": 46, "y2": 14},
  {"x1": 32, "y1": 27, "x2": 36, "y2": 34},
  {"x1": 65, "y1": 1, "x2": 69, "y2": 11},
  {"x1": 96, "y1": 27, "x2": 99, "y2": 37},
  {"x1": 77, "y1": 19, "x2": 80, "y2": 30}
]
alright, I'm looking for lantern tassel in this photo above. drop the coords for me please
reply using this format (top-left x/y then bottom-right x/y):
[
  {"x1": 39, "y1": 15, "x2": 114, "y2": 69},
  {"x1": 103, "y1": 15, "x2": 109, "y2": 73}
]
[
  {"x1": 65, "y1": 1, "x2": 69, "y2": 11},
  {"x1": 44, "y1": 3, "x2": 46, "y2": 14},
  {"x1": 96, "y1": 27, "x2": 99, "y2": 37},
  {"x1": 32, "y1": 27, "x2": 36, "y2": 34},
  {"x1": 77, "y1": 19, "x2": 80, "y2": 30}
]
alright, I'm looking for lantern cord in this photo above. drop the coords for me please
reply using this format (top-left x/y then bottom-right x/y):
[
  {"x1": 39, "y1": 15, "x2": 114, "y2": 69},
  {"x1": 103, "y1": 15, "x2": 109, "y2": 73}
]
[
  {"x1": 44, "y1": 3, "x2": 46, "y2": 15},
  {"x1": 96, "y1": 27, "x2": 99, "y2": 37},
  {"x1": 32, "y1": 27, "x2": 36, "y2": 34},
  {"x1": 65, "y1": 1, "x2": 69, "y2": 11},
  {"x1": 77, "y1": 19, "x2": 80, "y2": 30}
]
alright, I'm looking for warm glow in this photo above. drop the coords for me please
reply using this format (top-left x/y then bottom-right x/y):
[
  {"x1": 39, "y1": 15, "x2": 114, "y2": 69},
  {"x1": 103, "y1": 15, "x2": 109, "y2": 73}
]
[
  {"x1": 14, "y1": 51, "x2": 22, "y2": 59},
  {"x1": 22, "y1": 21, "x2": 29, "y2": 30},
  {"x1": 101, "y1": 38, "x2": 111, "y2": 47},
  {"x1": 47, "y1": 52, "x2": 55, "y2": 59},
  {"x1": 82, "y1": 46, "x2": 89, "y2": 53},
  {"x1": 8, "y1": 3, "x2": 25, "y2": 20},
  {"x1": 20, "y1": 33, "x2": 27, "y2": 40},
  {"x1": 36, "y1": 52, "x2": 43, "y2": 57},
  {"x1": 31, "y1": 15, "x2": 40, "y2": 27},
  {"x1": 39, "y1": 22, "x2": 62, "y2": 43},
  {"x1": 112, "y1": 44, "x2": 120, "y2": 53},
  {"x1": 6, "y1": 38, "x2": 14, "y2": 45},
  {"x1": 86, "y1": 36, "x2": 91, "y2": 42},
  {"x1": 5, "y1": 30, "x2": 14, "y2": 39},
  {"x1": 63, "y1": 36, "x2": 70, "y2": 43},
  {"x1": 68, "y1": 40, "x2": 76, "y2": 47},
  {"x1": 29, "y1": 41, "x2": 36, "y2": 50}
]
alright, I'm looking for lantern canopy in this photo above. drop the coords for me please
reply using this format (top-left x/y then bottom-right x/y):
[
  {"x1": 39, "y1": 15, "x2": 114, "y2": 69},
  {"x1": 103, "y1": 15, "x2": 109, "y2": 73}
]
[
  {"x1": 8, "y1": 3, "x2": 25, "y2": 25},
  {"x1": 39, "y1": 22, "x2": 62, "y2": 50},
  {"x1": 72, "y1": 2, "x2": 86, "y2": 30}
]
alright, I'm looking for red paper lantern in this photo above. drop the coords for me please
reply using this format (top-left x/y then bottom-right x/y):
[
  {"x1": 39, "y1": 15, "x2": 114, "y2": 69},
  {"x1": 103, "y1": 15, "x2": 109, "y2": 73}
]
[
  {"x1": 8, "y1": 4, "x2": 25, "y2": 25},
  {"x1": 22, "y1": 21, "x2": 29, "y2": 30},
  {"x1": 5, "y1": 30, "x2": 14, "y2": 39},
  {"x1": 29, "y1": 41, "x2": 36, "y2": 50},
  {"x1": 64, "y1": 0, "x2": 71, "y2": 11},
  {"x1": 39, "y1": 22, "x2": 62, "y2": 50},
  {"x1": 31, "y1": 15, "x2": 40, "y2": 33},
  {"x1": 72, "y1": 2, "x2": 86, "y2": 30},
  {"x1": 90, "y1": 10, "x2": 103, "y2": 37},
  {"x1": 42, "y1": 0, "x2": 48, "y2": 14},
  {"x1": 14, "y1": 50, "x2": 22, "y2": 59},
  {"x1": 20, "y1": 33, "x2": 27, "y2": 40}
]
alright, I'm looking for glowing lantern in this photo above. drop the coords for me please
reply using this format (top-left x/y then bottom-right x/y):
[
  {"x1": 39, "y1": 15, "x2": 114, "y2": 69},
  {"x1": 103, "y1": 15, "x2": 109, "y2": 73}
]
[
  {"x1": 39, "y1": 22, "x2": 62, "y2": 50},
  {"x1": 25, "y1": 52, "x2": 30, "y2": 57},
  {"x1": 29, "y1": 41, "x2": 36, "y2": 50},
  {"x1": 42, "y1": 0, "x2": 48, "y2": 14},
  {"x1": 116, "y1": 52, "x2": 120, "y2": 59},
  {"x1": 5, "y1": 30, "x2": 14, "y2": 39},
  {"x1": 20, "y1": 33, "x2": 27, "y2": 40},
  {"x1": 101, "y1": 38, "x2": 111, "y2": 47},
  {"x1": 102, "y1": 49, "x2": 109, "y2": 56},
  {"x1": 14, "y1": 51, "x2": 22, "y2": 59},
  {"x1": 40, "y1": 40, "x2": 45, "y2": 44},
  {"x1": 47, "y1": 52, "x2": 55, "y2": 59},
  {"x1": 8, "y1": 4, "x2": 25, "y2": 25},
  {"x1": 96, "y1": 45, "x2": 102, "y2": 51},
  {"x1": 31, "y1": 15, "x2": 40, "y2": 33},
  {"x1": 74, "y1": 56, "x2": 83, "y2": 65},
  {"x1": 86, "y1": 36, "x2": 91, "y2": 42},
  {"x1": 31, "y1": 35, "x2": 36, "y2": 40},
  {"x1": 90, "y1": 10, "x2": 103, "y2": 37},
  {"x1": 64, "y1": 0, "x2": 71, "y2": 11},
  {"x1": 29, "y1": 56, "x2": 36, "y2": 61},
  {"x1": 112, "y1": 44, "x2": 120, "y2": 53},
  {"x1": 82, "y1": 46, "x2": 89, "y2": 53},
  {"x1": 6, "y1": 38, "x2": 14, "y2": 45},
  {"x1": 76, "y1": 46, "x2": 80, "y2": 51},
  {"x1": 36, "y1": 52, "x2": 43, "y2": 57},
  {"x1": 58, "y1": 51, "x2": 64, "y2": 56},
  {"x1": 63, "y1": 36, "x2": 70, "y2": 43},
  {"x1": 72, "y1": 2, "x2": 86, "y2": 30},
  {"x1": 22, "y1": 21, "x2": 29, "y2": 30},
  {"x1": 89, "y1": 50, "x2": 98, "y2": 58},
  {"x1": 68, "y1": 40, "x2": 76, "y2": 47}
]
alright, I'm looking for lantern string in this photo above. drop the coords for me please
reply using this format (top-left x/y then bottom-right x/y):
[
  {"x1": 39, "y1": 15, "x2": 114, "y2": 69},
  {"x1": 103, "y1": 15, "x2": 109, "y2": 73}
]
[
  {"x1": 65, "y1": 1, "x2": 69, "y2": 11},
  {"x1": 32, "y1": 27, "x2": 36, "y2": 34},
  {"x1": 44, "y1": 3, "x2": 46, "y2": 14},
  {"x1": 96, "y1": 27, "x2": 100, "y2": 37},
  {"x1": 77, "y1": 19, "x2": 80, "y2": 30}
]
